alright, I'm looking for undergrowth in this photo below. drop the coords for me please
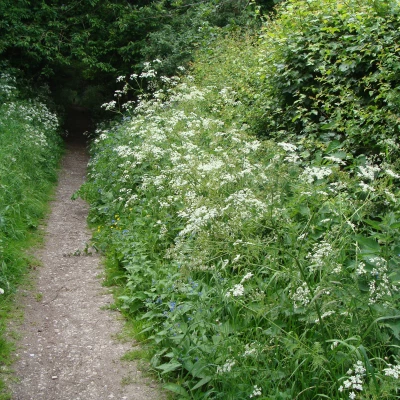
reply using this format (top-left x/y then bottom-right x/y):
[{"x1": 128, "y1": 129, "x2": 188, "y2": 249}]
[
  {"x1": 79, "y1": 1, "x2": 400, "y2": 398},
  {"x1": 0, "y1": 73, "x2": 63, "y2": 398}
]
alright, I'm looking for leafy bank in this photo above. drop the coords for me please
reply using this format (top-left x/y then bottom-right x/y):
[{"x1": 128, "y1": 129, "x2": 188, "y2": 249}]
[{"x1": 80, "y1": 0, "x2": 400, "y2": 398}]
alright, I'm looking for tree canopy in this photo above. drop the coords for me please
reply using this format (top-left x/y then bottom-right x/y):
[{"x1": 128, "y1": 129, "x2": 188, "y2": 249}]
[{"x1": 0, "y1": 0, "x2": 279, "y2": 110}]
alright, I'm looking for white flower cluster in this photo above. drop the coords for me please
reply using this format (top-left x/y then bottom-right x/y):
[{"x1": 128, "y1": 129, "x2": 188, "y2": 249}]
[
  {"x1": 357, "y1": 164, "x2": 380, "y2": 181},
  {"x1": 2, "y1": 100, "x2": 59, "y2": 148},
  {"x1": 243, "y1": 343, "x2": 257, "y2": 357},
  {"x1": 216, "y1": 359, "x2": 236, "y2": 374},
  {"x1": 241, "y1": 272, "x2": 253, "y2": 283},
  {"x1": 359, "y1": 182, "x2": 375, "y2": 192},
  {"x1": 290, "y1": 282, "x2": 311, "y2": 308},
  {"x1": 101, "y1": 100, "x2": 117, "y2": 111},
  {"x1": 338, "y1": 360, "x2": 365, "y2": 399},
  {"x1": 226, "y1": 283, "x2": 245, "y2": 298},
  {"x1": 385, "y1": 168, "x2": 400, "y2": 179},
  {"x1": 277, "y1": 142, "x2": 297, "y2": 152},
  {"x1": 0, "y1": 73, "x2": 17, "y2": 100},
  {"x1": 301, "y1": 166, "x2": 332, "y2": 183},
  {"x1": 355, "y1": 256, "x2": 399, "y2": 305},
  {"x1": 249, "y1": 385, "x2": 262, "y2": 398},
  {"x1": 383, "y1": 363, "x2": 400, "y2": 379},
  {"x1": 306, "y1": 240, "x2": 333, "y2": 272}
]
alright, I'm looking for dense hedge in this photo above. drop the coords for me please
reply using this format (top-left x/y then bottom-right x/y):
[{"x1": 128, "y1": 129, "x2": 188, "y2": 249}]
[{"x1": 254, "y1": 0, "x2": 400, "y2": 158}]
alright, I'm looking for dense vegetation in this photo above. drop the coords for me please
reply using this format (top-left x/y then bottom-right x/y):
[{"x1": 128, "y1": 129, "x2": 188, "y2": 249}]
[
  {"x1": 0, "y1": 0, "x2": 277, "y2": 111},
  {"x1": 1, "y1": 0, "x2": 400, "y2": 398},
  {"x1": 77, "y1": 0, "x2": 400, "y2": 399},
  {"x1": 0, "y1": 74, "x2": 63, "y2": 397}
]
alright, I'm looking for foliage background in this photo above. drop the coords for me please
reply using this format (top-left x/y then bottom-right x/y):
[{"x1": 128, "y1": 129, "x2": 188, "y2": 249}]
[{"x1": 78, "y1": 0, "x2": 400, "y2": 398}]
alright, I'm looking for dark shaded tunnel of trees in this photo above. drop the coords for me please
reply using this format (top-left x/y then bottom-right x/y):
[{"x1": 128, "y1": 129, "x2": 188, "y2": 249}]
[{"x1": 0, "y1": 0, "x2": 281, "y2": 142}]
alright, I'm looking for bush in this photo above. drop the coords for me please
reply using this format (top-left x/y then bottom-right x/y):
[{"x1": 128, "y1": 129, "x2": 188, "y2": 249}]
[{"x1": 254, "y1": 0, "x2": 400, "y2": 158}]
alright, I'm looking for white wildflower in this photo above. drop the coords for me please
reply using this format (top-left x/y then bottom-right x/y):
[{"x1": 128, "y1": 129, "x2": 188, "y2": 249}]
[
  {"x1": 101, "y1": 100, "x2": 117, "y2": 111},
  {"x1": 301, "y1": 166, "x2": 332, "y2": 183},
  {"x1": 306, "y1": 241, "x2": 332, "y2": 272},
  {"x1": 357, "y1": 164, "x2": 380, "y2": 180},
  {"x1": 385, "y1": 169, "x2": 400, "y2": 179},
  {"x1": 249, "y1": 385, "x2": 262, "y2": 398},
  {"x1": 355, "y1": 262, "x2": 366, "y2": 275},
  {"x1": 277, "y1": 142, "x2": 297, "y2": 152},
  {"x1": 217, "y1": 359, "x2": 236, "y2": 374},
  {"x1": 243, "y1": 343, "x2": 257, "y2": 357},
  {"x1": 383, "y1": 364, "x2": 400, "y2": 379},
  {"x1": 291, "y1": 282, "x2": 311, "y2": 308},
  {"x1": 226, "y1": 284, "x2": 245, "y2": 298},
  {"x1": 332, "y1": 264, "x2": 342, "y2": 274},
  {"x1": 232, "y1": 284, "x2": 245, "y2": 297},
  {"x1": 339, "y1": 360, "x2": 365, "y2": 399},
  {"x1": 241, "y1": 272, "x2": 253, "y2": 283},
  {"x1": 359, "y1": 182, "x2": 375, "y2": 192},
  {"x1": 285, "y1": 153, "x2": 300, "y2": 163}
]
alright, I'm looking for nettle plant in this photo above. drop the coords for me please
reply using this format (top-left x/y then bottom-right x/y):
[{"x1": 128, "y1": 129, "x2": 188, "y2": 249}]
[{"x1": 81, "y1": 54, "x2": 400, "y2": 399}]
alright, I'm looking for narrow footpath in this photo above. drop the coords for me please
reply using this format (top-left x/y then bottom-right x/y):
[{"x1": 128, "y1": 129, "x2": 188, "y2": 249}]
[{"x1": 10, "y1": 109, "x2": 163, "y2": 400}]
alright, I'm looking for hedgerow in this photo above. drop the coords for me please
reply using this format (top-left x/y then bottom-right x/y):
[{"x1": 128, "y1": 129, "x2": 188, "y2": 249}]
[
  {"x1": 79, "y1": 1, "x2": 400, "y2": 398},
  {"x1": 255, "y1": 0, "x2": 400, "y2": 157}
]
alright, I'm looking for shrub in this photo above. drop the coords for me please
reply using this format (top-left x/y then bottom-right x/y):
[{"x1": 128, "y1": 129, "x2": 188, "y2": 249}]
[{"x1": 254, "y1": 0, "x2": 400, "y2": 158}]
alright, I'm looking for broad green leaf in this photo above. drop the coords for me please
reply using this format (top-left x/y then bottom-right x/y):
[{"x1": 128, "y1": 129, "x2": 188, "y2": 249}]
[
  {"x1": 354, "y1": 235, "x2": 380, "y2": 253},
  {"x1": 163, "y1": 383, "x2": 190, "y2": 397},
  {"x1": 191, "y1": 376, "x2": 212, "y2": 391},
  {"x1": 157, "y1": 362, "x2": 182, "y2": 374}
]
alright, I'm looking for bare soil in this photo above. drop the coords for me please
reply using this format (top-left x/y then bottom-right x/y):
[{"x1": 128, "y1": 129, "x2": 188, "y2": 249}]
[{"x1": 9, "y1": 117, "x2": 164, "y2": 399}]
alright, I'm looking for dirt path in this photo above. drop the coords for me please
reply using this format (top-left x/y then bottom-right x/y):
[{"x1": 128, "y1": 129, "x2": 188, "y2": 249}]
[{"x1": 10, "y1": 139, "x2": 164, "y2": 399}]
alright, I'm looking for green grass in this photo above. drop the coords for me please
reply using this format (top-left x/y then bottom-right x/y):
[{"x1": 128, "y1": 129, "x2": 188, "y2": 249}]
[{"x1": 0, "y1": 73, "x2": 63, "y2": 397}]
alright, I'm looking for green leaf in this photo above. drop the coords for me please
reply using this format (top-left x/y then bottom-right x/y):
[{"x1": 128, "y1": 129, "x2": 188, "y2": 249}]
[
  {"x1": 191, "y1": 376, "x2": 212, "y2": 391},
  {"x1": 382, "y1": 321, "x2": 400, "y2": 339},
  {"x1": 354, "y1": 235, "x2": 380, "y2": 253},
  {"x1": 163, "y1": 383, "x2": 190, "y2": 397},
  {"x1": 364, "y1": 219, "x2": 383, "y2": 231},
  {"x1": 157, "y1": 362, "x2": 182, "y2": 374}
]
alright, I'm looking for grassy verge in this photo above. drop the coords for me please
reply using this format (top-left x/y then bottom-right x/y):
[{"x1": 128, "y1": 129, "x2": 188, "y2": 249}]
[{"x1": 0, "y1": 73, "x2": 63, "y2": 398}]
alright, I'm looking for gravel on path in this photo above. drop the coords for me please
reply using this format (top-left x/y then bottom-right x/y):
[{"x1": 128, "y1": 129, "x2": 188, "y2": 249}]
[{"x1": 10, "y1": 142, "x2": 164, "y2": 400}]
